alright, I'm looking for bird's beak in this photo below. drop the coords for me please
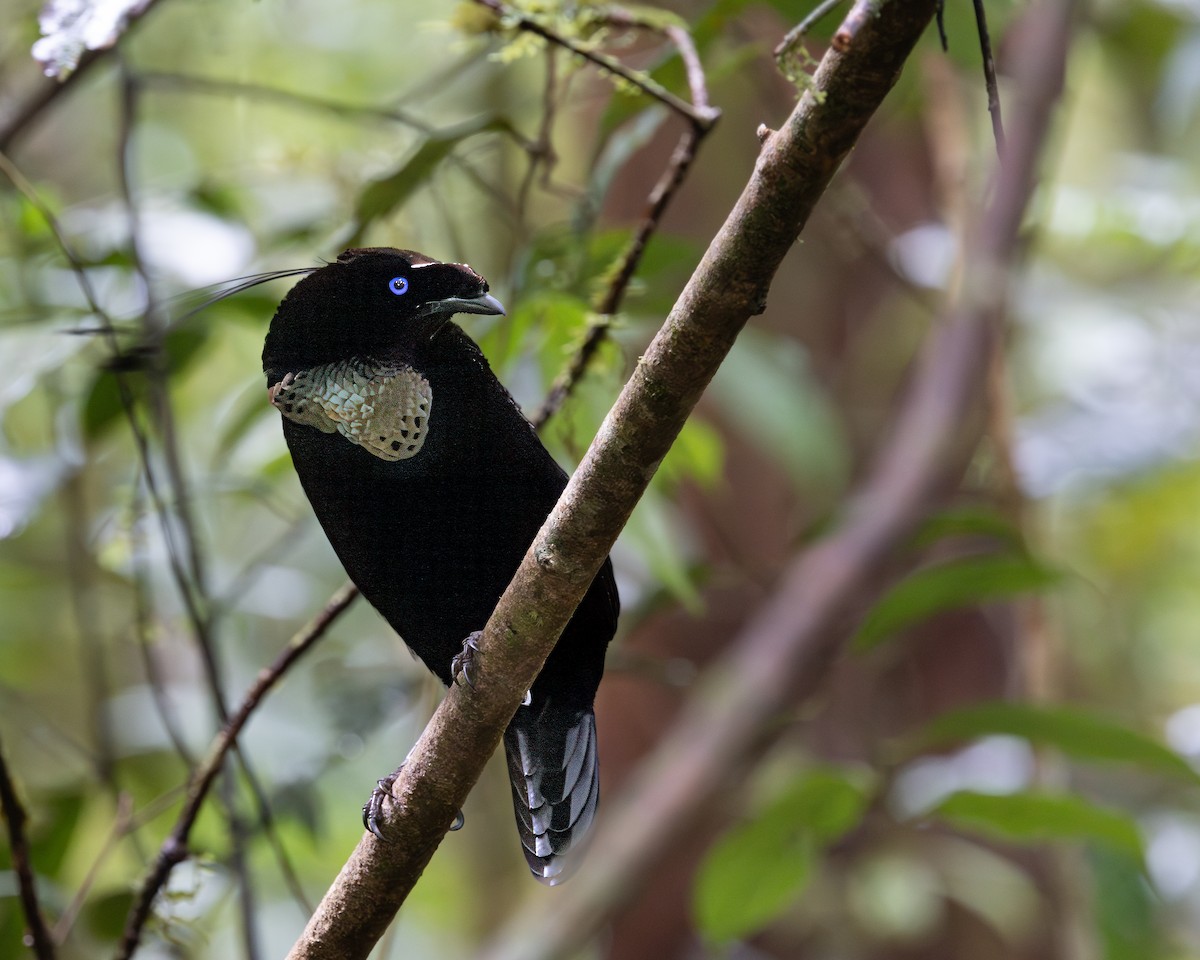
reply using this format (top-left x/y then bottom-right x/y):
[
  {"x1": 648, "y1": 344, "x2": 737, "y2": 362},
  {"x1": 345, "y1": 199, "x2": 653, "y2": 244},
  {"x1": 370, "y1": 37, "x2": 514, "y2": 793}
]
[{"x1": 421, "y1": 292, "x2": 506, "y2": 318}]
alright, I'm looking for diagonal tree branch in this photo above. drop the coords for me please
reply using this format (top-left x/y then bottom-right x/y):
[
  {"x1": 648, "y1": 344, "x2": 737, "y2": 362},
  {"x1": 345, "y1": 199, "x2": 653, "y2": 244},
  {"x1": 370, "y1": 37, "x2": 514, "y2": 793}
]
[
  {"x1": 474, "y1": 3, "x2": 1078, "y2": 955},
  {"x1": 286, "y1": 2, "x2": 940, "y2": 957}
]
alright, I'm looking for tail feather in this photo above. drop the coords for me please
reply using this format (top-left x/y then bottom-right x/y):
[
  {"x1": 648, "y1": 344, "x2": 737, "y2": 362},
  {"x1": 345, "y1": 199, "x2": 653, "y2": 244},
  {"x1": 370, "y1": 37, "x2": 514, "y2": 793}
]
[{"x1": 504, "y1": 707, "x2": 599, "y2": 884}]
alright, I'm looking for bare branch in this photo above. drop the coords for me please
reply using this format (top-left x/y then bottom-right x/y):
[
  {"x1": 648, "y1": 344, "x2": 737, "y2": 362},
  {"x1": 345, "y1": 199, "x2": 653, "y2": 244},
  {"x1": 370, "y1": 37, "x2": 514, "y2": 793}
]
[
  {"x1": 973, "y1": 0, "x2": 1007, "y2": 154},
  {"x1": 474, "y1": 3, "x2": 1079, "y2": 957},
  {"x1": 285, "y1": 3, "x2": 941, "y2": 957},
  {"x1": 530, "y1": 13, "x2": 717, "y2": 426},
  {"x1": 135, "y1": 70, "x2": 435, "y2": 132},
  {"x1": 774, "y1": 0, "x2": 845, "y2": 59},
  {"x1": 471, "y1": 0, "x2": 719, "y2": 130},
  {"x1": 0, "y1": 733, "x2": 57, "y2": 960},
  {"x1": 115, "y1": 583, "x2": 359, "y2": 960},
  {"x1": 531, "y1": 123, "x2": 705, "y2": 428}
]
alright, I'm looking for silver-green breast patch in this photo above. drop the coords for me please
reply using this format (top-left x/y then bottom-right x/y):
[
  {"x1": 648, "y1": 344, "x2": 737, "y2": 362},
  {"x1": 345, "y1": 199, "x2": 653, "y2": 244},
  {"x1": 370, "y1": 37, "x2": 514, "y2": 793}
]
[{"x1": 269, "y1": 359, "x2": 432, "y2": 462}]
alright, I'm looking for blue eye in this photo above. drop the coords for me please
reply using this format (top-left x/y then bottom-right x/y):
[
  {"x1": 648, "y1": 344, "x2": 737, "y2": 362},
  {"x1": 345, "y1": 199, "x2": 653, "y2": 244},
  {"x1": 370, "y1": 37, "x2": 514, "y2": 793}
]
[{"x1": 388, "y1": 276, "x2": 409, "y2": 296}]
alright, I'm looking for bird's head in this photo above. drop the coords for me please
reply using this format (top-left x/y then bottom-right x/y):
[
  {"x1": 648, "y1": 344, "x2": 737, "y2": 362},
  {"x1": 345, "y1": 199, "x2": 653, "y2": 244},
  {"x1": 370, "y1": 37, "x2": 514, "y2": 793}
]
[{"x1": 262, "y1": 247, "x2": 504, "y2": 384}]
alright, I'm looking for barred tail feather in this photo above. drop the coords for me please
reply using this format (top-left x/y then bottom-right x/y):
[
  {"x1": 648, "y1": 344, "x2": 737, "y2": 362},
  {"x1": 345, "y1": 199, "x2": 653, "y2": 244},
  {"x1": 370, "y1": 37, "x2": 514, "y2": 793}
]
[{"x1": 503, "y1": 706, "x2": 599, "y2": 885}]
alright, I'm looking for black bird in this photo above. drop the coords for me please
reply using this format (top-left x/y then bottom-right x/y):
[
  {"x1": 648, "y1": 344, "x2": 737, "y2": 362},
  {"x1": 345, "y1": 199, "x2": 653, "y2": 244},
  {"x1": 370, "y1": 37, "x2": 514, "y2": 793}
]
[{"x1": 262, "y1": 247, "x2": 618, "y2": 883}]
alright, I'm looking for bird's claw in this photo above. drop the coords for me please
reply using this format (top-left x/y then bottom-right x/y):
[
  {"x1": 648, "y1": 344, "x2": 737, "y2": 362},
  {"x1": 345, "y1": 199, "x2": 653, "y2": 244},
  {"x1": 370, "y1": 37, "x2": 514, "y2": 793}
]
[
  {"x1": 452, "y1": 631, "x2": 483, "y2": 689},
  {"x1": 362, "y1": 767, "x2": 403, "y2": 841},
  {"x1": 362, "y1": 763, "x2": 466, "y2": 838}
]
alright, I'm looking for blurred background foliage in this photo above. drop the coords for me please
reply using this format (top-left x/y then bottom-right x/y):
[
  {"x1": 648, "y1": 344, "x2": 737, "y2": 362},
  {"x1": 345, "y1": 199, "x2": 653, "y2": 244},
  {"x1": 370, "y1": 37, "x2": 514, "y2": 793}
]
[{"x1": 3, "y1": 0, "x2": 1200, "y2": 957}]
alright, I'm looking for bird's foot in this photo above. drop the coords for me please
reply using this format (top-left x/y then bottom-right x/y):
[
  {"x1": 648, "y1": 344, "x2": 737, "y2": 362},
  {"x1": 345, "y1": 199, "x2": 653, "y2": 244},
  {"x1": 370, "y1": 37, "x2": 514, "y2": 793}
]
[
  {"x1": 362, "y1": 766, "x2": 404, "y2": 841},
  {"x1": 451, "y1": 630, "x2": 483, "y2": 689},
  {"x1": 362, "y1": 764, "x2": 465, "y2": 839}
]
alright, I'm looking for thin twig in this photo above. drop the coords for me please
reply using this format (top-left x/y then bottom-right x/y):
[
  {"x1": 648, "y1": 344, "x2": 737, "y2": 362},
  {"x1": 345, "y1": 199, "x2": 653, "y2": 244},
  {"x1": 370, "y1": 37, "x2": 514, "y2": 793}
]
[
  {"x1": 0, "y1": 153, "x2": 204, "y2": 653},
  {"x1": 118, "y1": 66, "x2": 219, "y2": 696},
  {"x1": 135, "y1": 71, "x2": 522, "y2": 223},
  {"x1": 116, "y1": 582, "x2": 359, "y2": 960},
  {"x1": 117, "y1": 70, "x2": 289, "y2": 954},
  {"x1": 229, "y1": 802, "x2": 263, "y2": 960},
  {"x1": 531, "y1": 125, "x2": 704, "y2": 428},
  {"x1": 774, "y1": 0, "x2": 845, "y2": 59},
  {"x1": 973, "y1": 0, "x2": 1007, "y2": 155},
  {"x1": 663, "y1": 24, "x2": 713, "y2": 115},
  {"x1": 593, "y1": 7, "x2": 714, "y2": 118},
  {"x1": 515, "y1": 45, "x2": 560, "y2": 223},
  {"x1": 0, "y1": 733, "x2": 57, "y2": 960},
  {"x1": 252, "y1": 792, "x2": 316, "y2": 918},
  {"x1": 471, "y1": 0, "x2": 719, "y2": 130},
  {"x1": 130, "y1": 484, "x2": 198, "y2": 767},
  {"x1": 60, "y1": 446, "x2": 118, "y2": 789},
  {"x1": 528, "y1": 12, "x2": 717, "y2": 426},
  {"x1": 136, "y1": 71, "x2": 435, "y2": 133}
]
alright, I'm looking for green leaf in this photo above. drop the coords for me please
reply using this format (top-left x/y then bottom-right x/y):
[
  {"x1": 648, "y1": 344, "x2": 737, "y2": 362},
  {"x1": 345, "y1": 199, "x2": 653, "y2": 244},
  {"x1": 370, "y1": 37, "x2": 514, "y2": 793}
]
[
  {"x1": 349, "y1": 117, "x2": 506, "y2": 243},
  {"x1": 933, "y1": 790, "x2": 1143, "y2": 859},
  {"x1": 694, "y1": 767, "x2": 870, "y2": 942},
  {"x1": 920, "y1": 702, "x2": 1200, "y2": 787},
  {"x1": 914, "y1": 506, "x2": 1026, "y2": 550},
  {"x1": 1091, "y1": 848, "x2": 1162, "y2": 960},
  {"x1": 695, "y1": 822, "x2": 814, "y2": 943},
  {"x1": 776, "y1": 767, "x2": 872, "y2": 843},
  {"x1": 83, "y1": 889, "x2": 135, "y2": 940},
  {"x1": 164, "y1": 323, "x2": 210, "y2": 375},
  {"x1": 658, "y1": 417, "x2": 724, "y2": 489},
  {"x1": 498, "y1": 291, "x2": 589, "y2": 379},
  {"x1": 853, "y1": 553, "x2": 1063, "y2": 652},
  {"x1": 31, "y1": 790, "x2": 86, "y2": 875},
  {"x1": 83, "y1": 370, "x2": 135, "y2": 439},
  {"x1": 591, "y1": 106, "x2": 669, "y2": 206},
  {"x1": 709, "y1": 329, "x2": 849, "y2": 494},
  {"x1": 623, "y1": 488, "x2": 702, "y2": 612}
]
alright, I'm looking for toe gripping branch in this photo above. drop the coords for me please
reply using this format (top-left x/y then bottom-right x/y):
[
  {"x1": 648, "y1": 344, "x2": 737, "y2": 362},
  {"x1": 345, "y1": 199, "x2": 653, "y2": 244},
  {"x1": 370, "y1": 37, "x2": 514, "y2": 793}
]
[
  {"x1": 362, "y1": 767, "x2": 405, "y2": 840},
  {"x1": 360, "y1": 630, "x2": 480, "y2": 839},
  {"x1": 451, "y1": 630, "x2": 533, "y2": 705},
  {"x1": 362, "y1": 626, "x2": 536, "y2": 841},
  {"x1": 361, "y1": 766, "x2": 465, "y2": 841},
  {"x1": 451, "y1": 630, "x2": 482, "y2": 688}
]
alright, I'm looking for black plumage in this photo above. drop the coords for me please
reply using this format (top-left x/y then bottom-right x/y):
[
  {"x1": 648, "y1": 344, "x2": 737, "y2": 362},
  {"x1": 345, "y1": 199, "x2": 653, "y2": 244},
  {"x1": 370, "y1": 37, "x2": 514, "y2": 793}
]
[{"x1": 262, "y1": 247, "x2": 618, "y2": 883}]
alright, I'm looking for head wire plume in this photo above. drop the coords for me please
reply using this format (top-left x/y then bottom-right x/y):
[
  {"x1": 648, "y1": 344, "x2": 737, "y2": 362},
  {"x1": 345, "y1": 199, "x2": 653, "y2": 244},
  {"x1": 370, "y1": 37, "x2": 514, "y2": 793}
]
[{"x1": 170, "y1": 267, "x2": 318, "y2": 325}]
